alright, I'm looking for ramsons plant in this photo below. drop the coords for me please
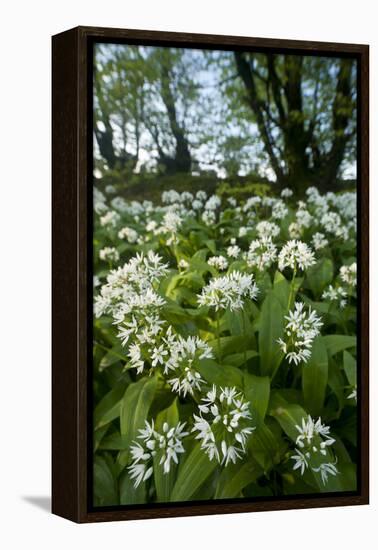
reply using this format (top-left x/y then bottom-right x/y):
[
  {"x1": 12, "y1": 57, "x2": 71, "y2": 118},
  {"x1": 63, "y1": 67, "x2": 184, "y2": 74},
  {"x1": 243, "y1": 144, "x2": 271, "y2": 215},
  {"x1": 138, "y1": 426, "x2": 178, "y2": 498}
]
[{"x1": 93, "y1": 184, "x2": 357, "y2": 506}]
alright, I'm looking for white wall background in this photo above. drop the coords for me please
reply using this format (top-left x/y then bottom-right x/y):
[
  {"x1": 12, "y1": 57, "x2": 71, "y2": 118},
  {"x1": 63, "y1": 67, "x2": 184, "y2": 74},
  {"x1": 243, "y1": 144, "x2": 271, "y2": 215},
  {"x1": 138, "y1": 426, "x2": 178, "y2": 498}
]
[{"x1": 0, "y1": 1, "x2": 375, "y2": 548}]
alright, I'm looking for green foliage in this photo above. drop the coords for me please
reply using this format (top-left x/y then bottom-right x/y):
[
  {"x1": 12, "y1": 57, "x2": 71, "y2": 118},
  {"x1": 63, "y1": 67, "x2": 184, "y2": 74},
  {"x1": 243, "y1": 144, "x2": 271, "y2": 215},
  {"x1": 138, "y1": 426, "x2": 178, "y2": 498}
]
[{"x1": 92, "y1": 182, "x2": 357, "y2": 506}]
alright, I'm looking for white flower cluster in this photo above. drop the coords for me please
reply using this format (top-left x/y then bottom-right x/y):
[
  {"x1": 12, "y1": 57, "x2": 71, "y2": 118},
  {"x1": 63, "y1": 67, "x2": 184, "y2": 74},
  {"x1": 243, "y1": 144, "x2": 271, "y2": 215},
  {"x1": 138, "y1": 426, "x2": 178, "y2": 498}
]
[
  {"x1": 94, "y1": 251, "x2": 168, "y2": 321},
  {"x1": 128, "y1": 329, "x2": 212, "y2": 397},
  {"x1": 278, "y1": 240, "x2": 316, "y2": 272},
  {"x1": 99, "y1": 246, "x2": 120, "y2": 263},
  {"x1": 322, "y1": 284, "x2": 348, "y2": 308},
  {"x1": 227, "y1": 245, "x2": 241, "y2": 258},
  {"x1": 277, "y1": 302, "x2": 323, "y2": 365},
  {"x1": 128, "y1": 420, "x2": 188, "y2": 487},
  {"x1": 118, "y1": 226, "x2": 139, "y2": 243},
  {"x1": 312, "y1": 232, "x2": 328, "y2": 250},
  {"x1": 340, "y1": 262, "x2": 357, "y2": 286},
  {"x1": 256, "y1": 220, "x2": 280, "y2": 239},
  {"x1": 208, "y1": 255, "x2": 228, "y2": 271},
  {"x1": 192, "y1": 386, "x2": 255, "y2": 466},
  {"x1": 164, "y1": 335, "x2": 213, "y2": 397},
  {"x1": 245, "y1": 236, "x2": 277, "y2": 271},
  {"x1": 100, "y1": 210, "x2": 120, "y2": 228},
  {"x1": 197, "y1": 271, "x2": 259, "y2": 311},
  {"x1": 291, "y1": 415, "x2": 338, "y2": 485}
]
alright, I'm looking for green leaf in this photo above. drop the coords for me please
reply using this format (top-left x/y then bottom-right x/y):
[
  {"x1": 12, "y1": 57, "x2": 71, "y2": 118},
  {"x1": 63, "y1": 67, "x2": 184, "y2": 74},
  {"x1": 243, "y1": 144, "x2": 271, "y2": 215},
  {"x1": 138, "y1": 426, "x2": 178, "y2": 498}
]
[
  {"x1": 225, "y1": 350, "x2": 258, "y2": 367},
  {"x1": 323, "y1": 335, "x2": 356, "y2": 357},
  {"x1": 248, "y1": 421, "x2": 284, "y2": 472},
  {"x1": 196, "y1": 358, "x2": 244, "y2": 388},
  {"x1": 343, "y1": 350, "x2": 357, "y2": 386},
  {"x1": 272, "y1": 271, "x2": 290, "y2": 309},
  {"x1": 258, "y1": 292, "x2": 284, "y2": 376},
  {"x1": 153, "y1": 399, "x2": 180, "y2": 502},
  {"x1": 119, "y1": 469, "x2": 146, "y2": 505},
  {"x1": 270, "y1": 401, "x2": 307, "y2": 442},
  {"x1": 305, "y1": 258, "x2": 333, "y2": 298},
  {"x1": 244, "y1": 373, "x2": 270, "y2": 420},
  {"x1": 93, "y1": 456, "x2": 118, "y2": 506},
  {"x1": 208, "y1": 334, "x2": 255, "y2": 356},
  {"x1": 94, "y1": 382, "x2": 128, "y2": 430},
  {"x1": 215, "y1": 458, "x2": 262, "y2": 499},
  {"x1": 119, "y1": 376, "x2": 158, "y2": 465},
  {"x1": 302, "y1": 336, "x2": 328, "y2": 416},
  {"x1": 170, "y1": 443, "x2": 218, "y2": 501}
]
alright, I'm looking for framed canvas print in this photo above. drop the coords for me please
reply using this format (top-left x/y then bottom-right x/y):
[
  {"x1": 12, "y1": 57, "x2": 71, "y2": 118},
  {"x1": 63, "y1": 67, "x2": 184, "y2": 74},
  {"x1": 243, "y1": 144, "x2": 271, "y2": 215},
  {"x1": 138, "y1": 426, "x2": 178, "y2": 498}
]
[{"x1": 52, "y1": 26, "x2": 369, "y2": 523}]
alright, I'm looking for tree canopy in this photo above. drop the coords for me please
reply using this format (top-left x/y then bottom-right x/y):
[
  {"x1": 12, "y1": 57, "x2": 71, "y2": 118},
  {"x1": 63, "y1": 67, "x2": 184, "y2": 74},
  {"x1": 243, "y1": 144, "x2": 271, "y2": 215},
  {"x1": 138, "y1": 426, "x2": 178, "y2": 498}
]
[{"x1": 94, "y1": 44, "x2": 357, "y2": 193}]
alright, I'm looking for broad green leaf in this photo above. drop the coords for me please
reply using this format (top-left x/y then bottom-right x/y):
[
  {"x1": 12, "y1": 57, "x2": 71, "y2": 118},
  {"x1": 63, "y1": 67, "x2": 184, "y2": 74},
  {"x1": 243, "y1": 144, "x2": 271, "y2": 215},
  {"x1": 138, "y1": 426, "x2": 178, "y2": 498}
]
[
  {"x1": 170, "y1": 443, "x2": 218, "y2": 501},
  {"x1": 305, "y1": 258, "x2": 333, "y2": 298},
  {"x1": 323, "y1": 335, "x2": 356, "y2": 357},
  {"x1": 328, "y1": 359, "x2": 346, "y2": 416},
  {"x1": 99, "y1": 342, "x2": 127, "y2": 370},
  {"x1": 153, "y1": 399, "x2": 180, "y2": 502},
  {"x1": 196, "y1": 358, "x2": 244, "y2": 388},
  {"x1": 343, "y1": 350, "x2": 357, "y2": 386},
  {"x1": 94, "y1": 382, "x2": 128, "y2": 430},
  {"x1": 208, "y1": 334, "x2": 255, "y2": 357},
  {"x1": 248, "y1": 421, "x2": 284, "y2": 471},
  {"x1": 302, "y1": 336, "x2": 328, "y2": 416},
  {"x1": 119, "y1": 376, "x2": 158, "y2": 465},
  {"x1": 119, "y1": 469, "x2": 146, "y2": 505},
  {"x1": 270, "y1": 401, "x2": 307, "y2": 442},
  {"x1": 244, "y1": 373, "x2": 270, "y2": 420},
  {"x1": 272, "y1": 271, "x2": 290, "y2": 309},
  {"x1": 99, "y1": 433, "x2": 129, "y2": 450},
  {"x1": 258, "y1": 292, "x2": 284, "y2": 376},
  {"x1": 215, "y1": 458, "x2": 262, "y2": 498},
  {"x1": 224, "y1": 309, "x2": 253, "y2": 336},
  {"x1": 225, "y1": 350, "x2": 258, "y2": 367},
  {"x1": 93, "y1": 456, "x2": 118, "y2": 506}
]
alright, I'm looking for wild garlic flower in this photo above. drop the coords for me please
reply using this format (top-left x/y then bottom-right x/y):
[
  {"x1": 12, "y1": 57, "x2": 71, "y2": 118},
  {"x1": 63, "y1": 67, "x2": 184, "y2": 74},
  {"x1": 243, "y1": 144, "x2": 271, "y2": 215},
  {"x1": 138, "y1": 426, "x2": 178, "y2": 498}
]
[
  {"x1": 128, "y1": 420, "x2": 188, "y2": 487},
  {"x1": 238, "y1": 226, "x2": 250, "y2": 238},
  {"x1": 99, "y1": 210, "x2": 120, "y2": 227},
  {"x1": 320, "y1": 212, "x2": 348, "y2": 241},
  {"x1": 118, "y1": 226, "x2": 139, "y2": 243},
  {"x1": 227, "y1": 245, "x2": 241, "y2": 259},
  {"x1": 245, "y1": 236, "x2": 277, "y2": 271},
  {"x1": 277, "y1": 302, "x2": 322, "y2": 365},
  {"x1": 94, "y1": 188, "x2": 108, "y2": 214},
  {"x1": 243, "y1": 196, "x2": 261, "y2": 211},
  {"x1": 291, "y1": 415, "x2": 338, "y2": 485},
  {"x1": 296, "y1": 208, "x2": 313, "y2": 229},
  {"x1": 192, "y1": 386, "x2": 255, "y2": 466},
  {"x1": 278, "y1": 240, "x2": 316, "y2": 272},
  {"x1": 99, "y1": 247, "x2": 120, "y2": 263},
  {"x1": 178, "y1": 258, "x2": 189, "y2": 270},
  {"x1": 312, "y1": 232, "x2": 328, "y2": 250},
  {"x1": 322, "y1": 285, "x2": 347, "y2": 308},
  {"x1": 208, "y1": 255, "x2": 229, "y2": 271},
  {"x1": 197, "y1": 271, "x2": 259, "y2": 311},
  {"x1": 272, "y1": 199, "x2": 289, "y2": 220},
  {"x1": 205, "y1": 195, "x2": 221, "y2": 211},
  {"x1": 281, "y1": 187, "x2": 293, "y2": 198},
  {"x1": 94, "y1": 251, "x2": 168, "y2": 319},
  {"x1": 202, "y1": 210, "x2": 216, "y2": 226},
  {"x1": 340, "y1": 262, "x2": 357, "y2": 286},
  {"x1": 288, "y1": 222, "x2": 302, "y2": 239},
  {"x1": 256, "y1": 221, "x2": 280, "y2": 239},
  {"x1": 164, "y1": 335, "x2": 212, "y2": 397}
]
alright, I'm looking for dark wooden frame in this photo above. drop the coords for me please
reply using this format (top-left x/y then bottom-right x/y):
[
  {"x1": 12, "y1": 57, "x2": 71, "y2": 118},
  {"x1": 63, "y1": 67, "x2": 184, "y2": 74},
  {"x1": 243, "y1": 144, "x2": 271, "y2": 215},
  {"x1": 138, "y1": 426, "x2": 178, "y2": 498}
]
[{"x1": 52, "y1": 26, "x2": 369, "y2": 523}]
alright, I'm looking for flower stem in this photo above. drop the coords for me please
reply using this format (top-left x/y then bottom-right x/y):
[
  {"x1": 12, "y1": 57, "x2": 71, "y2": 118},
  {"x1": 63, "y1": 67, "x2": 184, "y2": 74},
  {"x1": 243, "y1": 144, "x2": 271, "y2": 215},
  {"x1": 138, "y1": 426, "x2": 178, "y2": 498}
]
[
  {"x1": 287, "y1": 266, "x2": 297, "y2": 312},
  {"x1": 216, "y1": 310, "x2": 221, "y2": 363},
  {"x1": 242, "y1": 308, "x2": 247, "y2": 366}
]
